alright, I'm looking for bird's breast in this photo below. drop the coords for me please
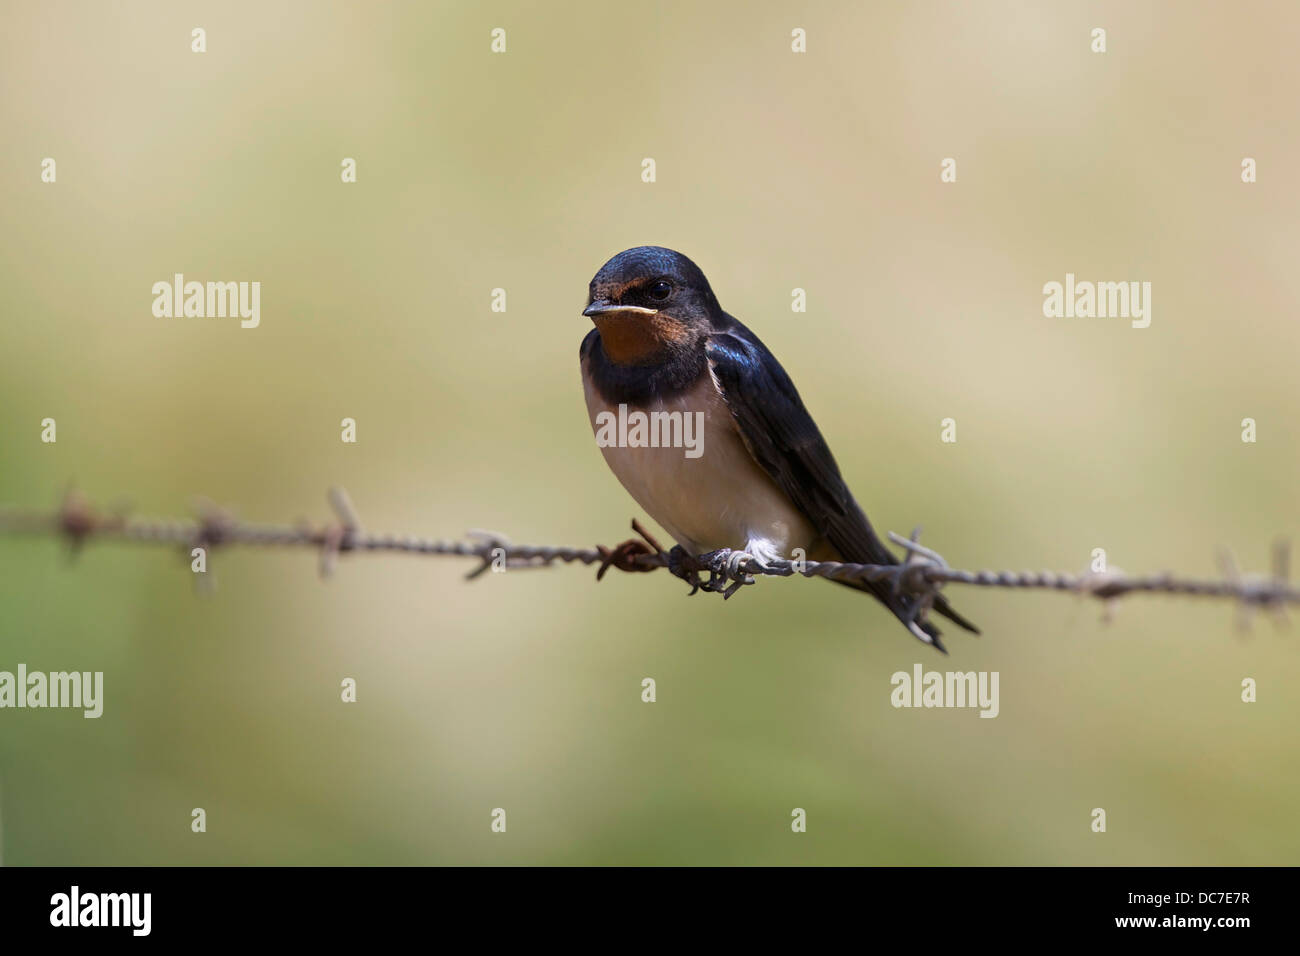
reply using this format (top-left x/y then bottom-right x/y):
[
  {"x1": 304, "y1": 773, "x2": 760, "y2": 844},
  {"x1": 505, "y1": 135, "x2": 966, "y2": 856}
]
[{"x1": 581, "y1": 361, "x2": 816, "y2": 559}]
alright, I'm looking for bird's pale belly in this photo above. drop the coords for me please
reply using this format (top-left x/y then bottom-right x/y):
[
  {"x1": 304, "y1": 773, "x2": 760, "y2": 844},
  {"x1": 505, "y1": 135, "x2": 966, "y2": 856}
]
[{"x1": 582, "y1": 371, "x2": 817, "y2": 562}]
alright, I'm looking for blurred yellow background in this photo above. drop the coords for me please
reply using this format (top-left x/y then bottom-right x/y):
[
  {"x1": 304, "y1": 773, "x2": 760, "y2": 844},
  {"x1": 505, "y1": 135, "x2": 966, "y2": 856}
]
[{"x1": 1, "y1": 0, "x2": 1297, "y2": 864}]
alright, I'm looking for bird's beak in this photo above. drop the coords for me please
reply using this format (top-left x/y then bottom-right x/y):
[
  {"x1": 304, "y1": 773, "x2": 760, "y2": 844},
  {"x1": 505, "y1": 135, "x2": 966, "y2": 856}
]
[{"x1": 583, "y1": 300, "x2": 659, "y2": 317}]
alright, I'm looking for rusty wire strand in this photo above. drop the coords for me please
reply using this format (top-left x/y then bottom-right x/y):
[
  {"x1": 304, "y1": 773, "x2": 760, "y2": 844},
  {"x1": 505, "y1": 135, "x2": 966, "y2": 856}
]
[{"x1": 0, "y1": 489, "x2": 1295, "y2": 617}]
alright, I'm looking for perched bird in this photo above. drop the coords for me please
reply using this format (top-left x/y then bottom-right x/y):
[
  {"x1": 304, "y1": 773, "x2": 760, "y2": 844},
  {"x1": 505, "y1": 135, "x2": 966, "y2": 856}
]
[{"x1": 579, "y1": 246, "x2": 978, "y2": 650}]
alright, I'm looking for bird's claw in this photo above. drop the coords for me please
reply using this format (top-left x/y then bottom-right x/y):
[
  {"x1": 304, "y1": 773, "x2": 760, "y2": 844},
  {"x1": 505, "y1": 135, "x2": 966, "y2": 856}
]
[
  {"x1": 669, "y1": 547, "x2": 760, "y2": 599},
  {"x1": 667, "y1": 545, "x2": 707, "y2": 595},
  {"x1": 600, "y1": 525, "x2": 762, "y2": 600}
]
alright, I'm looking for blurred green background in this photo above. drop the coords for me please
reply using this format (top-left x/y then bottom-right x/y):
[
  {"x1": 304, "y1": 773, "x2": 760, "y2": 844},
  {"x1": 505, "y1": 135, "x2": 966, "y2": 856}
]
[{"x1": 1, "y1": 0, "x2": 1297, "y2": 865}]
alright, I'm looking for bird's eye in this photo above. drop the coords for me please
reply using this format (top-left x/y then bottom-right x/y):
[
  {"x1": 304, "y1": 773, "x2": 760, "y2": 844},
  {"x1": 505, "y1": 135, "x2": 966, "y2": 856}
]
[{"x1": 647, "y1": 279, "x2": 672, "y2": 301}]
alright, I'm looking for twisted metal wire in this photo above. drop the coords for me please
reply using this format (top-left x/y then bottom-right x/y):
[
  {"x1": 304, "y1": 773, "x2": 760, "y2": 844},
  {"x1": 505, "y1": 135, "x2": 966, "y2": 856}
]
[{"x1": 0, "y1": 488, "x2": 1295, "y2": 615}]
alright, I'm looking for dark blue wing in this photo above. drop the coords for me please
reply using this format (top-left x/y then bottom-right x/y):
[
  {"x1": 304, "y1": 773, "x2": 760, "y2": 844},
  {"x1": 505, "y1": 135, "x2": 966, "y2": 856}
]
[{"x1": 704, "y1": 324, "x2": 978, "y2": 646}]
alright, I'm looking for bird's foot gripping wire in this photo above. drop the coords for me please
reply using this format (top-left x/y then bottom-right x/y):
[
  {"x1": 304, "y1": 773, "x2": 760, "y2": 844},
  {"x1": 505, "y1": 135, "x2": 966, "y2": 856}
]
[
  {"x1": 666, "y1": 545, "x2": 707, "y2": 595},
  {"x1": 668, "y1": 547, "x2": 761, "y2": 599},
  {"x1": 595, "y1": 519, "x2": 665, "y2": 581},
  {"x1": 595, "y1": 521, "x2": 761, "y2": 599}
]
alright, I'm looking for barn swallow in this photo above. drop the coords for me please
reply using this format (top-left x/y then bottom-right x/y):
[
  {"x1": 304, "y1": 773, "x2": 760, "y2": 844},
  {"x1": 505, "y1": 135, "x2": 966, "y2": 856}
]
[{"x1": 579, "y1": 246, "x2": 979, "y2": 650}]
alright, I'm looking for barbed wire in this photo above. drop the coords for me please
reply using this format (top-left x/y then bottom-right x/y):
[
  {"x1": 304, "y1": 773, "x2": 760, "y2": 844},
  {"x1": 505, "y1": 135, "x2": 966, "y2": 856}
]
[{"x1": 0, "y1": 488, "x2": 1295, "y2": 628}]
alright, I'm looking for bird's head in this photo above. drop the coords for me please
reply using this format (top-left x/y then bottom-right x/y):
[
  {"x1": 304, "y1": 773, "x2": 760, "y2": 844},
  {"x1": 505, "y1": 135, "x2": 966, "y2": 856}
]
[{"x1": 583, "y1": 246, "x2": 723, "y2": 365}]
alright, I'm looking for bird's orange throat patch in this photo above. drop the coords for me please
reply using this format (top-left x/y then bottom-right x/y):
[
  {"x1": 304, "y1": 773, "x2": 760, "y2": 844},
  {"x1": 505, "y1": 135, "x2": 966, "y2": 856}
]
[{"x1": 592, "y1": 312, "x2": 693, "y2": 365}]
